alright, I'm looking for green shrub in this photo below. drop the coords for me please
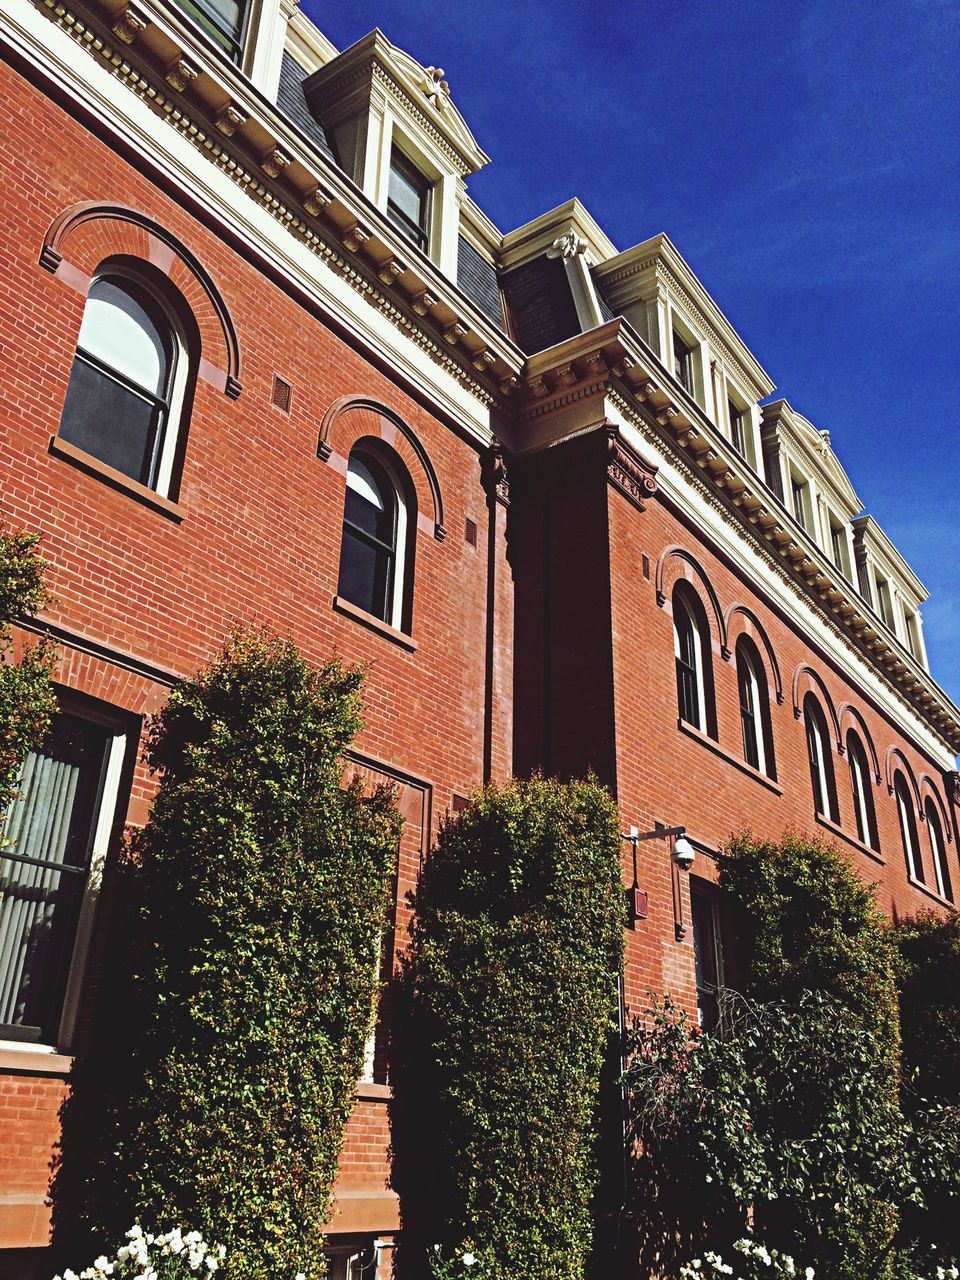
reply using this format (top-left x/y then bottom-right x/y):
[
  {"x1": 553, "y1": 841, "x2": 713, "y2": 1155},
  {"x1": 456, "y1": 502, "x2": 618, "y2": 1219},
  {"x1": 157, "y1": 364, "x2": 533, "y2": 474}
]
[
  {"x1": 625, "y1": 991, "x2": 906, "y2": 1280},
  {"x1": 895, "y1": 911, "x2": 960, "y2": 1101},
  {"x1": 393, "y1": 776, "x2": 625, "y2": 1280},
  {"x1": 70, "y1": 630, "x2": 400, "y2": 1280},
  {"x1": 0, "y1": 529, "x2": 57, "y2": 820},
  {"x1": 893, "y1": 911, "x2": 960, "y2": 1265},
  {"x1": 718, "y1": 831, "x2": 900, "y2": 1061}
]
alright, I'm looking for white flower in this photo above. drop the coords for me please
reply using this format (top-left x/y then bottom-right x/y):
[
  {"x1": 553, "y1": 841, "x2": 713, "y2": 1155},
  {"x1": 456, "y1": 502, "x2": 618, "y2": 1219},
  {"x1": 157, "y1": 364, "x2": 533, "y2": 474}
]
[
  {"x1": 295, "y1": 1272, "x2": 307, "y2": 1280},
  {"x1": 461, "y1": 1255, "x2": 476, "y2": 1267},
  {"x1": 205, "y1": 1259, "x2": 219, "y2": 1273},
  {"x1": 805, "y1": 1269, "x2": 815, "y2": 1280}
]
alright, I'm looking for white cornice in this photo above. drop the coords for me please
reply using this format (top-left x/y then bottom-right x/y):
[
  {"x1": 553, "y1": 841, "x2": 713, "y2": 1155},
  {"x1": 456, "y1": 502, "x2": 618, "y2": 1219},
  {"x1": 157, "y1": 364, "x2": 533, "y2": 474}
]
[
  {"x1": 1, "y1": 0, "x2": 514, "y2": 441},
  {"x1": 595, "y1": 233, "x2": 775, "y2": 403},
  {"x1": 500, "y1": 198, "x2": 619, "y2": 272},
  {"x1": 762, "y1": 399, "x2": 862, "y2": 517},
  {"x1": 500, "y1": 318, "x2": 960, "y2": 754},
  {"x1": 853, "y1": 515, "x2": 928, "y2": 602},
  {"x1": 284, "y1": 7, "x2": 338, "y2": 73}
]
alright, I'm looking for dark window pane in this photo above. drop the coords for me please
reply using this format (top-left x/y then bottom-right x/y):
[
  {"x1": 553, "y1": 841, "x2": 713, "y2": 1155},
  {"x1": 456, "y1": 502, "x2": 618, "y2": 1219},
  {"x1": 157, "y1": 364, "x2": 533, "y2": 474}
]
[
  {"x1": 81, "y1": 280, "x2": 169, "y2": 396},
  {"x1": 338, "y1": 527, "x2": 393, "y2": 620},
  {"x1": 174, "y1": 0, "x2": 245, "y2": 56},
  {"x1": 675, "y1": 607, "x2": 700, "y2": 728},
  {"x1": 344, "y1": 484, "x2": 394, "y2": 545},
  {"x1": 59, "y1": 357, "x2": 164, "y2": 486},
  {"x1": 691, "y1": 890, "x2": 721, "y2": 1031},
  {"x1": 738, "y1": 654, "x2": 760, "y2": 770},
  {"x1": 0, "y1": 714, "x2": 110, "y2": 1041}
]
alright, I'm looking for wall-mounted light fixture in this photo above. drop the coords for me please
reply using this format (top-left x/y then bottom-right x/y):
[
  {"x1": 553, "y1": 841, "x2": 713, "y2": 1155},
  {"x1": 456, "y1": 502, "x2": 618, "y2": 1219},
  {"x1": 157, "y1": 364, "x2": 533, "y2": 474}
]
[{"x1": 622, "y1": 821, "x2": 695, "y2": 940}]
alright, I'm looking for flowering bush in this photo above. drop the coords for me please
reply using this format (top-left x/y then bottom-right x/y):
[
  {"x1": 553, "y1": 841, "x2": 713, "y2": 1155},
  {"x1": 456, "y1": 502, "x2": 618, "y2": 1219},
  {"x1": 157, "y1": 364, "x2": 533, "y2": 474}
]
[
  {"x1": 54, "y1": 1226, "x2": 227, "y2": 1280},
  {"x1": 679, "y1": 1237, "x2": 815, "y2": 1279}
]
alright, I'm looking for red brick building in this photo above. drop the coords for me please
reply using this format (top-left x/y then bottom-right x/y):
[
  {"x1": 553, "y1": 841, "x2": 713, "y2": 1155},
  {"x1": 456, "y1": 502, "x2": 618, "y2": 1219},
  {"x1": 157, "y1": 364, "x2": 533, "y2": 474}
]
[{"x1": 0, "y1": 0, "x2": 957, "y2": 1275}]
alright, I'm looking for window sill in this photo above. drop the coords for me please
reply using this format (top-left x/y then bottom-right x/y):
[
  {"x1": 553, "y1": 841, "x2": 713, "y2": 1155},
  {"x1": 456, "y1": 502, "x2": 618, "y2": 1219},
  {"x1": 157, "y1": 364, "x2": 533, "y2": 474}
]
[
  {"x1": 906, "y1": 875, "x2": 955, "y2": 909},
  {"x1": 0, "y1": 1041, "x2": 73, "y2": 1076},
  {"x1": 49, "y1": 436, "x2": 186, "y2": 522},
  {"x1": 332, "y1": 596, "x2": 417, "y2": 652},
  {"x1": 815, "y1": 814, "x2": 884, "y2": 865},
  {"x1": 356, "y1": 1081, "x2": 391, "y2": 1101},
  {"x1": 676, "y1": 719, "x2": 782, "y2": 795}
]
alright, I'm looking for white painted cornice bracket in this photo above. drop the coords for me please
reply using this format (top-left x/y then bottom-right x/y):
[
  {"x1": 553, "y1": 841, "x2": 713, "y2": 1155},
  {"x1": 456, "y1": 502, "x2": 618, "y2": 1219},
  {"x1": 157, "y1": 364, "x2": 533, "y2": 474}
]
[{"x1": 546, "y1": 228, "x2": 605, "y2": 332}]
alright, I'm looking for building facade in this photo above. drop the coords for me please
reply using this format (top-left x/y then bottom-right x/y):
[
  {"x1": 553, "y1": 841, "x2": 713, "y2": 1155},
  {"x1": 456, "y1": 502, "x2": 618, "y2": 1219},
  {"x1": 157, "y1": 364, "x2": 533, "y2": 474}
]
[{"x1": 0, "y1": 0, "x2": 958, "y2": 1274}]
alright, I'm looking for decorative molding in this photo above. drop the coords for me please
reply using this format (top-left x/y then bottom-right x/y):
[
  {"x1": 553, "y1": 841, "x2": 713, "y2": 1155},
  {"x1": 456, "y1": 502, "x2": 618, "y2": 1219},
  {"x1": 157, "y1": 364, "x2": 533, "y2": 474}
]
[
  {"x1": 27, "y1": 0, "x2": 510, "y2": 414},
  {"x1": 603, "y1": 383, "x2": 960, "y2": 754},
  {"x1": 318, "y1": 395, "x2": 446, "y2": 540},
  {"x1": 481, "y1": 442, "x2": 509, "y2": 507},
  {"x1": 260, "y1": 146, "x2": 291, "y2": 179},
  {"x1": 111, "y1": 6, "x2": 146, "y2": 44},
  {"x1": 792, "y1": 664, "x2": 843, "y2": 752},
  {"x1": 886, "y1": 746, "x2": 922, "y2": 812},
  {"x1": 724, "y1": 603, "x2": 784, "y2": 705},
  {"x1": 443, "y1": 321, "x2": 466, "y2": 346},
  {"x1": 471, "y1": 350, "x2": 495, "y2": 374},
  {"x1": 214, "y1": 103, "x2": 247, "y2": 136},
  {"x1": 39, "y1": 200, "x2": 242, "y2": 397},
  {"x1": 604, "y1": 423, "x2": 658, "y2": 514},
  {"x1": 163, "y1": 57, "x2": 198, "y2": 92},
  {"x1": 655, "y1": 545, "x2": 728, "y2": 657},
  {"x1": 341, "y1": 222, "x2": 372, "y2": 253},
  {"x1": 546, "y1": 230, "x2": 588, "y2": 261},
  {"x1": 946, "y1": 771, "x2": 960, "y2": 809}
]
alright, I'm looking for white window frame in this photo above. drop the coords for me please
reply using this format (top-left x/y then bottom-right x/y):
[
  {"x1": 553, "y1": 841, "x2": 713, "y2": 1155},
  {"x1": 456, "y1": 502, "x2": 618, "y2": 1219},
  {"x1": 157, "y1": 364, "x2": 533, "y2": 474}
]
[
  {"x1": 0, "y1": 697, "x2": 130, "y2": 1052},
  {"x1": 63, "y1": 265, "x2": 190, "y2": 499},
  {"x1": 804, "y1": 696, "x2": 836, "y2": 821},
  {"x1": 673, "y1": 590, "x2": 709, "y2": 732},
  {"x1": 342, "y1": 446, "x2": 410, "y2": 632},
  {"x1": 895, "y1": 774, "x2": 923, "y2": 884},
  {"x1": 737, "y1": 642, "x2": 767, "y2": 776},
  {"x1": 926, "y1": 802, "x2": 951, "y2": 901},
  {"x1": 847, "y1": 732, "x2": 876, "y2": 850}
]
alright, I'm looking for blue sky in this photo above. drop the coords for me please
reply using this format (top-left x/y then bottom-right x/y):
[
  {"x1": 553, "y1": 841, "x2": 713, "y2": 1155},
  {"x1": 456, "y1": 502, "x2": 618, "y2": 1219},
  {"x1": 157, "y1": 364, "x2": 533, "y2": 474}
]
[{"x1": 305, "y1": 0, "x2": 960, "y2": 706}]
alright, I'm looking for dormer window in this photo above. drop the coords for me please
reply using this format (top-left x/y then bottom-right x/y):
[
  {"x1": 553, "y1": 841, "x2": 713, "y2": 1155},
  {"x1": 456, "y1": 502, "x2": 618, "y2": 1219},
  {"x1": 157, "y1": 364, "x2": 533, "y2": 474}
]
[
  {"x1": 903, "y1": 608, "x2": 921, "y2": 660},
  {"x1": 174, "y1": 0, "x2": 247, "y2": 60},
  {"x1": 673, "y1": 331, "x2": 694, "y2": 395},
  {"x1": 790, "y1": 473, "x2": 809, "y2": 532},
  {"x1": 387, "y1": 150, "x2": 431, "y2": 254},
  {"x1": 829, "y1": 520, "x2": 847, "y2": 577},
  {"x1": 728, "y1": 399, "x2": 746, "y2": 456},
  {"x1": 875, "y1": 574, "x2": 895, "y2": 631}
]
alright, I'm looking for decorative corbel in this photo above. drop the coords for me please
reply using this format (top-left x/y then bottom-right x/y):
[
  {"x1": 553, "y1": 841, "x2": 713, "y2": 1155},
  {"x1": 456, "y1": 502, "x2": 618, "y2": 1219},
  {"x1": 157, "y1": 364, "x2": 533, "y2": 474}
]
[
  {"x1": 546, "y1": 230, "x2": 588, "y2": 261},
  {"x1": 215, "y1": 104, "x2": 247, "y2": 137},
  {"x1": 112, "y1": 7, "x2": 147, "y2": 43},
  {"x1": 341, "y1": 223, "x2": 372, "y2": 253},
  {"x1": 411, "y1": 289, "x2": 438, "y2": 316},
  {"x1": 527, "y1": 374, "x2": 548, "y2": 398},
  {"x1": 261, "y1": 147, "x2": 291, "y2": 179},
  {"x1": 555, "y1": 364, "x2": 577, "y2": 388},
  {"x1": 499, "y1": 374, "x2": 519, "y2": 396},
  {"x1": 377, "y1": 259, "x2": 405, "y2": 286},
  {"x1": 481, "y1": 442, "x2": 510, "y2": 507},
  {"x1": 443, "y1": 322, "x2": 467, "y2": 346},
  {"x1": 604, "y1": 423, "x2": 658, "y2": 514},
  {"x1": 472, "y1": 350, "x2": 496, "y2": 374},
  {"x1": 302, "y1": 184, "x2": 332, "y2": 216},
  {"x1": 164, "y1": 58, "x2": 199, "y2": 92}
]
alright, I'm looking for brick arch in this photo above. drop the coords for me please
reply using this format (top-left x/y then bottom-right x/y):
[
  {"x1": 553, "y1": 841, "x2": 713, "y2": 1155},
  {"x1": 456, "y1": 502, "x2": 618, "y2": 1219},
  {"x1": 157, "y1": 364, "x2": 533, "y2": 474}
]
[
  {"x1": 724, "y1": 604, "x2": 783, "y2": 704},
  {"x1": 838, "y1": 704, "x2": 881, "y2": 783},
  {"x1": 792, "y1": 665, "x2": 842, "y2": 751},
  {"x1": 319, "y1": 396, "x2": 446, "y2": 541},
  {"x1": 919, "y1": 775, "x2": 952, "y2": 843},
  {"x1": 40, "y1": 201, "x2": 241, "y2": 398},
  {"x1": 656, "y1": 546, "x2": 728, "y2": 657},
  {"x1": 886, "y1": 747, "x2": 922, "y2": 815}
]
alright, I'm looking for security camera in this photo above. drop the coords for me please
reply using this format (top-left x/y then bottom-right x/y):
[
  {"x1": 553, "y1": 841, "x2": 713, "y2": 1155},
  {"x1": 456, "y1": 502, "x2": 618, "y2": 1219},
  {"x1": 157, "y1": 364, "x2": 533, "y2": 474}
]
[{"x1": 672, "y1": 833, "x2": 695, "y2": 870}]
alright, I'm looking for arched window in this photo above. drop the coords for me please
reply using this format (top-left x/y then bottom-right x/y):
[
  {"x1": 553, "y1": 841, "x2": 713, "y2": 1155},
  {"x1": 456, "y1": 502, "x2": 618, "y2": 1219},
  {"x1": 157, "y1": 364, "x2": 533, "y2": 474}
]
[
  {"x1": 895, "y1": 772, "x2": 924, "y2": 885},
  {"x1": 736, "y1": 637, "x2": 775, "y2": 778},
  {"x1": 925, "y1": 799, "x2": 953, "y2": 902},
  {"x1": 337, "y1": 446, "x2": 412, "y2": 629},
  {"x1": 673, "y1": 581, "x2": 716, "y2": 736},
  {"x1": 846, "y1": 730, "x2": 879, "y2": 852},
  {"x1": 803, "y1": 693, "x2": 838, "y2": 822},
  {"x1": 58, "y1": 270, "x2": 189, "y2": 495}
]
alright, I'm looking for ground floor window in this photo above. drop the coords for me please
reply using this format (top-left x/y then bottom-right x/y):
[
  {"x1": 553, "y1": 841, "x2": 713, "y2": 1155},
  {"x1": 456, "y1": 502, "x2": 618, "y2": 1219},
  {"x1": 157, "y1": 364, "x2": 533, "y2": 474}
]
[
  {"x1": 0, "y1": 704, "x2": 128, "y2": 1044},
  {"x1": 690, "y1": 882, "x2": 724, "y2": 1031}
]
